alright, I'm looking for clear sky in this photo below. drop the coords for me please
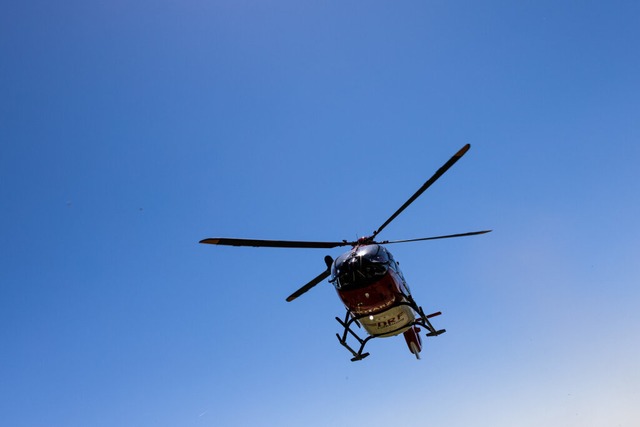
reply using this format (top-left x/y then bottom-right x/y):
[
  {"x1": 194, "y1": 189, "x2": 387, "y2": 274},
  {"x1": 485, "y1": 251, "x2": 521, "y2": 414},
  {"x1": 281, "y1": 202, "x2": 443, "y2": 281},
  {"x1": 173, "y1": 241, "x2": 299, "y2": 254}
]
[{"x1": 1, "y1": 1, "x2": 639, "y2": 426}]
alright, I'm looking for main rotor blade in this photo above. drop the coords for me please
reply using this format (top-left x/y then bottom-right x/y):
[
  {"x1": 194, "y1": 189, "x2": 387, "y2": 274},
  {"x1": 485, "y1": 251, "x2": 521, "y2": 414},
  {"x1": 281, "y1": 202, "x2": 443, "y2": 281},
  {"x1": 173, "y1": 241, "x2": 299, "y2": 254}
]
[
  {"x1": 285, "y1": 270, "x2": 331, "y2": 302},
  {"x1": 199, "y1": 237, "x2": 351, "y2": 249},
  {"x1": 378, "y1": 229, "x2": 492, "y2": 245},
  {"x1": 286, "y1": 256, "x2": 334, "y2": 302},
  {"x1": 371, "y1": 144, "x2": 471, "y2": 239}
]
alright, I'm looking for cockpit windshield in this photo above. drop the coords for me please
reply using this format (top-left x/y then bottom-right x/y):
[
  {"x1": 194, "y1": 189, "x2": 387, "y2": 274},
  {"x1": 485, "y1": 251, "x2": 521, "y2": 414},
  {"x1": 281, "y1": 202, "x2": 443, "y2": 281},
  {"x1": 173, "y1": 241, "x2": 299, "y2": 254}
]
[{"x1": 331, "y1": 244, "x2": 390, "y2": 289}]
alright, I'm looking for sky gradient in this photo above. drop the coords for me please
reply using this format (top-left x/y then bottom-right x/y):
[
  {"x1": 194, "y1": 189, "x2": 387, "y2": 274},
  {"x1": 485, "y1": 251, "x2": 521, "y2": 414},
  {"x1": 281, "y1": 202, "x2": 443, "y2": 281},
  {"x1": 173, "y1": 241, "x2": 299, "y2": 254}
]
[{"x1": 2, "y1": 1, "x2": 639, "y2": 426}]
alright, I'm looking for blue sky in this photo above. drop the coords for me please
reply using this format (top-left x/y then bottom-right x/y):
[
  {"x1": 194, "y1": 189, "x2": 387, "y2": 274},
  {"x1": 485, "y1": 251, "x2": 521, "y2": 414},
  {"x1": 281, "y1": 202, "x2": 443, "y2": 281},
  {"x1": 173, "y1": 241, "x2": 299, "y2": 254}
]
[{"x1": 1, "y1": 1, "x2": 639, "y2": 426}]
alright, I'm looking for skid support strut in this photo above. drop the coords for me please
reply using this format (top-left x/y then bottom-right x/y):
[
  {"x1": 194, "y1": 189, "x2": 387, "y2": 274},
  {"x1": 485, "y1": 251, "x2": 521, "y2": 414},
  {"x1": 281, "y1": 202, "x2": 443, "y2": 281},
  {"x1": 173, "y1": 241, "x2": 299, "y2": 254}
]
[
  {"x1": 335, "y1": 311, "x2": 374, "y2": 361},
  {"x1": 335, "y1": 293, "x2": 446, "y2": 361}
]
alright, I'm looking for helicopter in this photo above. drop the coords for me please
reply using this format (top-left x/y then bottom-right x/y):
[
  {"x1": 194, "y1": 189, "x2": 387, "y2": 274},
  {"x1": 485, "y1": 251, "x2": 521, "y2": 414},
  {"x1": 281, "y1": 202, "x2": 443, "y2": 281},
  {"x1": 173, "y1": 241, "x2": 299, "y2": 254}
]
[{"x1": 200, "y1": 144, "x2": 491, "y2": 361}]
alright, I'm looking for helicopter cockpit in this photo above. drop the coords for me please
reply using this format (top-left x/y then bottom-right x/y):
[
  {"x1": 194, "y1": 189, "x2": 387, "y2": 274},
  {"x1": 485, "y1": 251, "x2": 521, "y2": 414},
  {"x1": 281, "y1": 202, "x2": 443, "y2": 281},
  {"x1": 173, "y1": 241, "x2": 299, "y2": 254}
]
[{"x1": 330, "y1": 244, "x2": 393, "y2": 290}]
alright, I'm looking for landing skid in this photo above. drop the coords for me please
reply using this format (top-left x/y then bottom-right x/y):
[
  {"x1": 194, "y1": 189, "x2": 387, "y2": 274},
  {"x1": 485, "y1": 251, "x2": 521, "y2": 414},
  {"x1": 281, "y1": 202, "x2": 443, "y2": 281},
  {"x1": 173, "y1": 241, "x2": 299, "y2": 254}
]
[{"x1": 335, "y1": 295, "x2": 446, "y2": 361}]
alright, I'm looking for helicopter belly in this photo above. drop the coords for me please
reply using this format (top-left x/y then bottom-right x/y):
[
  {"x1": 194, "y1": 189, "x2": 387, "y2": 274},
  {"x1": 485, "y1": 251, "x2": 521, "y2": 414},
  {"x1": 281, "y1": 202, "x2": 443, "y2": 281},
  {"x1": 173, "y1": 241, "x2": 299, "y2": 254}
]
[{"x1": 359, "y1": 305, "x2": 416, "y2": 338}]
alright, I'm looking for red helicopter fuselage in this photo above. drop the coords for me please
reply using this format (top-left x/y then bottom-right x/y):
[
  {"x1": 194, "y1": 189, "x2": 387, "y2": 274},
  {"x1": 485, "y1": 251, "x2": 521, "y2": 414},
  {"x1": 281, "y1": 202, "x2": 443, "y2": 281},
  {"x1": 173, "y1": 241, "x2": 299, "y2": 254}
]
[
  {"x1": 331, "y1": 244, "x2": 412, "y2": 332},
  {"x1": 329, "y1": 243, "x2": 430, "y2": 357}
]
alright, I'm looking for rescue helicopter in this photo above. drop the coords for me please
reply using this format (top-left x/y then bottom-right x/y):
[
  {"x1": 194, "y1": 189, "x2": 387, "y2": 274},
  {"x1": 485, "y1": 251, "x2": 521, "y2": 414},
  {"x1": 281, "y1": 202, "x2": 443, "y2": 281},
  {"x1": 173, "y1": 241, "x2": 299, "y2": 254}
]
[{"x1": 200, "y1": 144, "x2": 490, "y2": 361}]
